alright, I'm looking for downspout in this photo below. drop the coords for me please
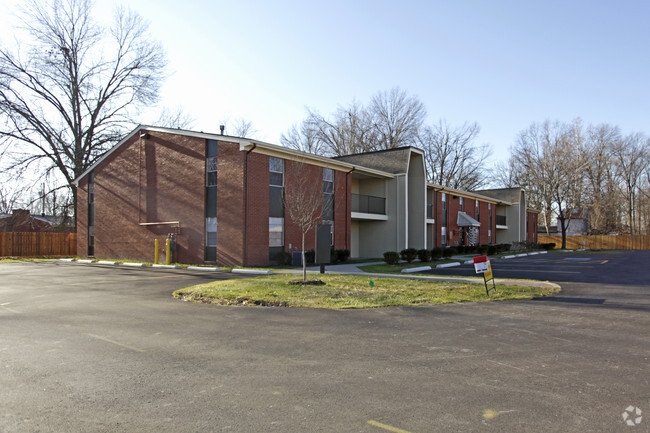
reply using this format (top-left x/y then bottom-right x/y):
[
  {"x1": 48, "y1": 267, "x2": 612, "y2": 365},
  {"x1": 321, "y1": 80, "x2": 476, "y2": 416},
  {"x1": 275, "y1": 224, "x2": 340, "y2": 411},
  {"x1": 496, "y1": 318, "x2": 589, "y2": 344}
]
[{"x1": 243, "y1": 143, "x2": 257, "y2": 265}]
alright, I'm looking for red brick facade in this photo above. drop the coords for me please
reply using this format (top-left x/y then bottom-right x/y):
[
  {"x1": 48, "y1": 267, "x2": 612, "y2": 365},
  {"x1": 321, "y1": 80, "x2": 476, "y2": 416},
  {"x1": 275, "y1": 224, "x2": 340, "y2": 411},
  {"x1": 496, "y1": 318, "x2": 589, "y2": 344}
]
[
  {"x1": 430, "y1": 190, "x2": 497, "y2": 248},
  {"x1": 77, "y1": 128, "x2": 352, "y2": 266},
  {"x1": 75, "y1": 127, "x2": 535, "y2": 264},
  {"x1": 527, "y1": 210, "x2": 538, "y2": 243},
  {"x1": 78, "y1": 130, "x2": 205, "y2": 263}
]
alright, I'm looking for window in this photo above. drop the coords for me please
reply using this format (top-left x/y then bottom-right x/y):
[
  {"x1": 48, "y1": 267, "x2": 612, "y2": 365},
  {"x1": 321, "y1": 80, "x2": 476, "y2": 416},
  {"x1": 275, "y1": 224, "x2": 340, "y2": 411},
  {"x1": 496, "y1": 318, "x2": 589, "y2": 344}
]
[
  {"x1": 441, "y1": 193, "x2": 447, "y2": 228},
  {"x1": 476, "y1": 200, "x2": 480, "y2": 221},
  {"x1": 488, "y1": 203, "x2": 492, "y2": 243},
  {"x1": 323, "y1": 168, "x2": 334, "y2": 193},
  {"x1": 322, "y1": 168, "x2": 334, "y2": 221},
  {"x1": 269, "y1": 217, "x2": 284, "y2": 247},
  {"x1": 269, "y1": 157, "x2": 284, "y2": 186},
  {"x1": 206, "y1": 217, "x2": 217, "y2": 247},
  {"x1": 269, "y1": 157, "x2": 284, "y2": 217},
  {"x1": 441, "y1": 227, "x2": 447, "y2": 246},
  {"x1": 207, "y1": 156, "x2": 218, "y2": 187},
  {"x1": 459, "y1": 196, "x2": 464, "y2": 212}
]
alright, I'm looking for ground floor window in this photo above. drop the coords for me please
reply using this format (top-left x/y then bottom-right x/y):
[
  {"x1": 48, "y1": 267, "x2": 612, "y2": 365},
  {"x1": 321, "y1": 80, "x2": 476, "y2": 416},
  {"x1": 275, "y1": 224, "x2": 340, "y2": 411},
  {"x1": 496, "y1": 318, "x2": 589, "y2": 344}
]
[
  {"x1": 441, "y1": 227, "x2": 447, "y2": 246},
  {"x1": 269, "y1": 217, "x2": 284, "y2": 247},
  {"x1": 206, "y1": 217, "x2": 217, "y2": 247}
]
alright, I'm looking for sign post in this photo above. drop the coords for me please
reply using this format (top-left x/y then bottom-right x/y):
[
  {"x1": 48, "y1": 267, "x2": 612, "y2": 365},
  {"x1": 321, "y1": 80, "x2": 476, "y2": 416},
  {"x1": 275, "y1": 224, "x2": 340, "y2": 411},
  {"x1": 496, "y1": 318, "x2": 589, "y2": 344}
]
[{"x1": 473, "y1": 255, "x2": 496, "y2": 296}]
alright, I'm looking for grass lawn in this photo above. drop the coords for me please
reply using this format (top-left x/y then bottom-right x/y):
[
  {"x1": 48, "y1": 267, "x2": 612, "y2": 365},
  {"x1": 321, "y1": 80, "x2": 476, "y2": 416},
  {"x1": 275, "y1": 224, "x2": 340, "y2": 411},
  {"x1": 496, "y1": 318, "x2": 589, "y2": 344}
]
[
  {"x1": 173, "y1": 274, "x2": 559, "y2": 309},
  {"x1": 0, "y1": 257, "x2": 67, "y2": 263}
]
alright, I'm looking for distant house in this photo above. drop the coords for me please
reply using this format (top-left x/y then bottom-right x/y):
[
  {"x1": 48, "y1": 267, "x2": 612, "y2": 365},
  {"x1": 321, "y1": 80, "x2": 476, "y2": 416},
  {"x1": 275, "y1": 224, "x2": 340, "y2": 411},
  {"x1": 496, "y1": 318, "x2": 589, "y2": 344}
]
[
  {"x1": 72, "y1": 125, "x2": 540, "y2": 265},
  {"x1": 0, "y1": 209, "x2": 54, "y2": 232},
  {"x1": 557, "y1": 209, "x2": 589, "y2": 235}
]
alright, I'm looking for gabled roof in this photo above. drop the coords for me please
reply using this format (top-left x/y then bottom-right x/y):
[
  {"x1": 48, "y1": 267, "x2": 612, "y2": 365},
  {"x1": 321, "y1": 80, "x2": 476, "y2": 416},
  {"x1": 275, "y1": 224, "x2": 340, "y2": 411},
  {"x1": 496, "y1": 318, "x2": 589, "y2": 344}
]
[
  {"x1": 332, "y1": 147, "x2": 423, "y2": 175},
  {"x1": 73, "y1": 125, "x2": 394, "y2": 185},
  {"x1": 457, "y1": 211, "x2": 481, "y2": 227},
  {"x1": 474, "y1": 187, "x2": 524, "y2": 203}
]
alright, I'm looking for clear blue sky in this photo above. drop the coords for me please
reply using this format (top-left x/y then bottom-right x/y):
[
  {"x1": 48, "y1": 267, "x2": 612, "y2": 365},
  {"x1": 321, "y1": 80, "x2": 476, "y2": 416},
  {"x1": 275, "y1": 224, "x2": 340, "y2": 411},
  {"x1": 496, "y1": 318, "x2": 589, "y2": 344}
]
[{"x1": 2, "y1": 0, "x2": 649, "y2": 164}]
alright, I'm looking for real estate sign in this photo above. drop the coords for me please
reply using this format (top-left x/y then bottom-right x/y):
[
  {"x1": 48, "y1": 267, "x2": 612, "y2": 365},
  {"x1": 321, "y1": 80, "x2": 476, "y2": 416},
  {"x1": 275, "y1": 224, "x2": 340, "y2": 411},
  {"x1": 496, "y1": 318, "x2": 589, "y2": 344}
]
[{"x1": 473, "y1": 255, "x2": 495, "y2": 295}]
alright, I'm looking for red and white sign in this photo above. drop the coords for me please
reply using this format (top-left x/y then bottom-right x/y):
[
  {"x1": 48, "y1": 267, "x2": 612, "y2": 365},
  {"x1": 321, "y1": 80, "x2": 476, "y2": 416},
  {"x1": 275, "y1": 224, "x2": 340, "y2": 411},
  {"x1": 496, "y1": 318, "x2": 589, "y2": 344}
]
[{"x1": 473, "y1": 255, "x2": 489, "y2": 274}]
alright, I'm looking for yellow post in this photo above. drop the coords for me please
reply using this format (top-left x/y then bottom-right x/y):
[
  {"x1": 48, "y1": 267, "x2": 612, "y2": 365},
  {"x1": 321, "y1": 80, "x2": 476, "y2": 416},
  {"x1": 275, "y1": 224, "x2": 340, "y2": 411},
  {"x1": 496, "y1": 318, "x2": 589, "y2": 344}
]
[
  {"x1": 165, "y1": 238, "x2": 171, "y2": 265},
  {"x1": 154, "y1": 239, "x2": 159, "y2": 264}
]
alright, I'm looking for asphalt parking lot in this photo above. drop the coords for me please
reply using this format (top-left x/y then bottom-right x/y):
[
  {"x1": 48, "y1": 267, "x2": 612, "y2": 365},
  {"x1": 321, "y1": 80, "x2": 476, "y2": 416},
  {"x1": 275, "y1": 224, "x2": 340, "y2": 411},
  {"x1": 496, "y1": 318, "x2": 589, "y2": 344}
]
[{"x1": 1, "y1": 254, "x2": 649, "y2": 432}]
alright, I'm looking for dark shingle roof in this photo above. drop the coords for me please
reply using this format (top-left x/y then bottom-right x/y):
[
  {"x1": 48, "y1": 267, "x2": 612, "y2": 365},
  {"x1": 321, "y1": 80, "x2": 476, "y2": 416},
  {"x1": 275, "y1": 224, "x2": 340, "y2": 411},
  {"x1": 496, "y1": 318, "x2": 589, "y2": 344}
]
[{"x1": 332, "y1": 147, "x2": 415, "y2": 174}]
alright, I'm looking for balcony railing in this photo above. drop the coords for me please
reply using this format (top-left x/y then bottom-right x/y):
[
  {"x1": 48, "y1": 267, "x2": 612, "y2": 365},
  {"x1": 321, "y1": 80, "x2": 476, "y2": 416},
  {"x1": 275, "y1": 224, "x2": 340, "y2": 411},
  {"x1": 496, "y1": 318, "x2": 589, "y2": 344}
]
[
  {"x1": 427, "y1": 204, "x2": 433, "y2": 219},
  {"x1": 496, "y1": 215, "x2": 507, "y2": 226},
  {"x1": 352, "y1": 193, "x2": 386, "y2": 215}
]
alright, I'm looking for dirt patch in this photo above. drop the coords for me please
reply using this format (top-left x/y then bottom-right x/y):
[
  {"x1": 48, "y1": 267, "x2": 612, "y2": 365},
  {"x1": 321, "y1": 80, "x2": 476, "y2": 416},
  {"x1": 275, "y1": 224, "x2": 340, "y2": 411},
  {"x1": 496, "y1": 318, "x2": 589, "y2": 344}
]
[
  {"x1": 178, "y1": 293, "x2": 288, "y2": 307},
  {"x1": 288, "y1": 279, "x2": 326, "y2": 285}
]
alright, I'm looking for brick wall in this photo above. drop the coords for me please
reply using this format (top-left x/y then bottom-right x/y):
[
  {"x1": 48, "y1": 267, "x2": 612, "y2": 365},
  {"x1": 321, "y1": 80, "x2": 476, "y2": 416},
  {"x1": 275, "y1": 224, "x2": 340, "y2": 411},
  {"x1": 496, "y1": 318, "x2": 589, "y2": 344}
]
[
  {"x1": 446, "y1": 194, "x2": 461, "y2": 246},
  {"x1": 477, "y1": 201, "x2": 490, "y2": 245},
  {"x1": 283, "y1": 159, "x2": 320, "y2": 255},
  {"x1": 76, "y1": 178, "x2": 89, "y2": 255},
  {"x1": 244, "y1": 152, "x2": 270, "y2": 266},
  {"x1": 216, "y1": 140, "x2": 246, "y2": 265},
  {"x1": 82, "y1": 130, "x2": 205, "y2": 263}
]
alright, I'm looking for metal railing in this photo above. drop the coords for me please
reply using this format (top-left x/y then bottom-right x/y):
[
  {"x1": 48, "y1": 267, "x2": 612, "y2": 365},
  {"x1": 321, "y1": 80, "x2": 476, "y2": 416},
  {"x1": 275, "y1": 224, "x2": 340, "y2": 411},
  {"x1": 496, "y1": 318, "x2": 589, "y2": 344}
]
[{"x1": 352, "y1": 194, "x2": 386, "y2": 215}]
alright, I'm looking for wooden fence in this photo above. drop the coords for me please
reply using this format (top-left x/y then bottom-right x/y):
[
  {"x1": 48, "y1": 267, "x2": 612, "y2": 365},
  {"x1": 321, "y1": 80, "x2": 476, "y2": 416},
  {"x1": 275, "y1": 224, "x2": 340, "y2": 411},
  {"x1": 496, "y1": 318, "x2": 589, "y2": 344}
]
[
  {"x1": 538, "y1": 234, "x2": 650, "y2": 250},
  {"x1": 0, "y1": 232, "x2": 77, "y2": 257}
]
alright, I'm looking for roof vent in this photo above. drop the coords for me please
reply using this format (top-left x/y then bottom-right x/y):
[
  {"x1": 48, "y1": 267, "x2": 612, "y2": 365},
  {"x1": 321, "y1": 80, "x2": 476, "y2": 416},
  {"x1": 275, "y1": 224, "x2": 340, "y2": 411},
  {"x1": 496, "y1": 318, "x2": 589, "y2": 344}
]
[{"x1": 219, "y1": 125, "x2": 225, "y2": 135}]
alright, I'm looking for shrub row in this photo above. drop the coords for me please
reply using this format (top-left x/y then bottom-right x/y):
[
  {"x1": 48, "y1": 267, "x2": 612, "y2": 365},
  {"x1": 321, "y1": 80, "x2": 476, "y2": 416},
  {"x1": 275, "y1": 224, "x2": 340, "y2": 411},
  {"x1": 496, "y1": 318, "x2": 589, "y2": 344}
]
[
  {"x1": 382, "y1": 241, "x2": 555, "y2": 264},
  {"x1": 276, "y1": 248, "x2": 351, "y2": 266}
]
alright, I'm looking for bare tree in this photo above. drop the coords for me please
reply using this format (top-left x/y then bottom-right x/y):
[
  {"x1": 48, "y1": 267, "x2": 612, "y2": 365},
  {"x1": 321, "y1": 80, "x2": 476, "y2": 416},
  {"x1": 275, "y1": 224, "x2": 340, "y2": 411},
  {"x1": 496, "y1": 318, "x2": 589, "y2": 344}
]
[
  {"x1": 305, "y1": 103, "x2": 378, "y2": 156},
  {"x1": 223, "y1": 117, "x2": 259, "y2": 138},
  {"x1": 283, "y1": 160, "x2": 322, "y2": 281},
  {"x1": 490, "y1": 159, "x2": 519, "y2": 189},
  {"x1": 280, "y1": 121, "x2": 325, "y2": 155},
  {"x1": 155, "y1": 107, "x2": 195, "y2": 130},
  {"x1": 369, "y1": 87, "x2": 426, "y2": 149},
  {"x1": 611, "y1": 132, "x2": 649, "y2": 235},
  {"x1": 0, "y1": 0, "x2": 167, "y2": 222},
  {"x1": 583, "y1": 124, "x2": 623, "y2": 234},
  {"x1": 418, "y1": 120, "x2": 491, "y2": 190},
  {"x1": 510, "y1": 119, "x2": 587, "y2": 247},
  {"x1": 284, "y1": 88, "x2": 425, "y2": 157},
  {"x1": 0, "y1": 182, "x2": 28, "y2": 214}
]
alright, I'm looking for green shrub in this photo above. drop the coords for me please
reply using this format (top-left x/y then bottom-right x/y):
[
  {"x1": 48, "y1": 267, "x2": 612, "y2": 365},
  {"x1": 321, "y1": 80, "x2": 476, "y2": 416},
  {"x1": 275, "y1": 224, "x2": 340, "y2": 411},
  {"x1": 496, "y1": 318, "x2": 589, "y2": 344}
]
[
  {"x1": 305, "y1": 250, "x2": 315, "y2": 265},
  {"x1": 275, "y1": 251, "x2": 292, "y2": 265},
  {"x1": 383, "y1": 251, "x2": 400, "y2": 265},
  {"x1": 442, "y1": 247, "x2": 456, "y2": 258},
  {"x1": 496, "y1": 243, "x2": 510, "y2": 253},
  {"x1": 541, "y1": 242, "x2": 556, "y2": 251},
  {"x1": 417, "y1": 249, "x2": 430, "y2": 262},
  {"x1": 335, "y1": 249, "x2": 350, "y2": 263},
  {"x1": 400, "y1": 248, "x2": 418, "y2": 263},
  {"x1": 457, "y1": 245, "x2": 465, "y2": 254},
  {"x1": 430, "y1": 247, "x2": 443, "y2": 260},
  {"x1": 476, "y1": 245, "x2": 488, "y2": 254},
  {"x1": 487, "y1": 245, "x2": 497, "y2": 255}
]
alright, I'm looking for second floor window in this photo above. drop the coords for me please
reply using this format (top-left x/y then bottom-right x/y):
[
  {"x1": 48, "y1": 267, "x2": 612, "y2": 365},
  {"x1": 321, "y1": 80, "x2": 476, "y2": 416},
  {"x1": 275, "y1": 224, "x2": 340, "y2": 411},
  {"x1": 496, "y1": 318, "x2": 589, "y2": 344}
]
[{"x1": 269, "y1": 157, "x2": 284, "y2": 186}]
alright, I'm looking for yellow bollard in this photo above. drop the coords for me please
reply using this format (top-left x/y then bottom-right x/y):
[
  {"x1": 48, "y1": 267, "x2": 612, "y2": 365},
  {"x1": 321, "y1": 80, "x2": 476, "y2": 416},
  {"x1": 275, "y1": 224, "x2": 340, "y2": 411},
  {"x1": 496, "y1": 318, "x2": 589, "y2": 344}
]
[
  {"x1": 165, "y1": 238, "x2": 171, "y2": 265},
  {"x1": 154, "y1": 239, "x2": 159, "y2": 264}
]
